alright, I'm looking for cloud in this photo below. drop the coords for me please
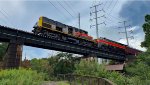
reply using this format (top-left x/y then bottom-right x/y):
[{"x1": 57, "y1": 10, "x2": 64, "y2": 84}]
[
  {"x1": 118, "y1": 26, "x2": 146, "y2": 51},
  {"x1": 119, "y1": 0, "x2": 150, "y2": 26},
  {"x1": 118, "y1": 0, "x2": 150, "y2": 51},
  {"x1": 0, "y1": 0, "x2": 26, "y2": 27}
]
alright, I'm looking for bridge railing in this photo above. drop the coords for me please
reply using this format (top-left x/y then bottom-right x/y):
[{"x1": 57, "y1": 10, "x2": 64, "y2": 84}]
[{"x1": 57, "y1": 74, "x2": 116, "y2": 85}]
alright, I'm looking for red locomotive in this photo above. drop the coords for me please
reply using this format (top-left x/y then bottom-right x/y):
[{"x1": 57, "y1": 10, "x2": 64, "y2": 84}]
[{"x1": 95, "y1": 38, "x2": 141, "y2": 55}]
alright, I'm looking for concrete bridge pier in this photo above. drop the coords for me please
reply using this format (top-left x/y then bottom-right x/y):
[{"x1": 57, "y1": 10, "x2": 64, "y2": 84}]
[{"x1": 3, "y1": 39, "x2": 23, "y2": 69}]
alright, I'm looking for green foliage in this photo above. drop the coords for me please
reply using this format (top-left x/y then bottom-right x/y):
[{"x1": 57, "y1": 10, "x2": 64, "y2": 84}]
[
  {"x1": 75, "y1": 60, "x2": 105, "y2": 76},
  {"x1": 54, "y1": 53, "x2": 77, "y2": 75},
  {"x1": 30, "y1": 52, "x2": 78, "y2": 80},
  {"x1": 0, "y1": 68, "x2": 44, "y2": 85},
  {"x1": 141, "y1": 14, "x2": 150, "y2": 48},
  {"x1": 30, "y1": 58, "x2": 51, "y2": 80},
  {"x1": 0, "y1": 43, "x2": 8, "y2": 61},
  {"x1": 29, "y1": 46, "x2": 150, "y2": 85},
  {"x1": 125, "y1": 49, "x2": 150, "y2": 85},
  {"x1": 74, "y1": 60, "x2": 128, "y2": 85},
  {"x1": 57, "y1": 81, "x2": 69, "y2": 85}
]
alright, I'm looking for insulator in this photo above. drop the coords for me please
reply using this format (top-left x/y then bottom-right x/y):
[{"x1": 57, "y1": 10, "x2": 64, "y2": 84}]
[
  {"x1": 102, "y1": 9, "x2": 105, "y2": 13},
  {"x1": 90, "y1": 12, "x2": 92, "y2": 16},
  {"x1": 129, "y1": 30, "x2": 133, "y2": 33}
]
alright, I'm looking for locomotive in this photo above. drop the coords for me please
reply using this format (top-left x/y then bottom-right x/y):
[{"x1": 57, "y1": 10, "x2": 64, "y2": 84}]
[
  {"x1": 32, "y1": 16, "x2": 141, "y2": 56},
  {"x1": 32, "y1": 16, "x2": 95, "y2": 47}
]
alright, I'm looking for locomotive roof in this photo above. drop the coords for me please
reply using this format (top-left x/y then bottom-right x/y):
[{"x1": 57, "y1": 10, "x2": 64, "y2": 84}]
[
  {"x1": 41, "y1": 16, "x2": 88, "y2": 33},
  {"x1": 99, "y1": 37, "x2": 126, "y2": 46},
  {"x1": 99, "y1": 37, "x2": 142, "y2": 52}
]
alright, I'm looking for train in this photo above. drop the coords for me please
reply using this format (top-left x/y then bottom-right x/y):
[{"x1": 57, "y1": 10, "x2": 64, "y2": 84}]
[{"x1": 32, "y1": 16, "x2": 141, "y2": 56}]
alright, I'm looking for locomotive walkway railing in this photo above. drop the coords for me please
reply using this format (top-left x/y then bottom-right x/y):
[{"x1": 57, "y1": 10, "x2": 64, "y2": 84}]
[{"x1": 57, "y1": 74, "x2": 116, "y2": 85}]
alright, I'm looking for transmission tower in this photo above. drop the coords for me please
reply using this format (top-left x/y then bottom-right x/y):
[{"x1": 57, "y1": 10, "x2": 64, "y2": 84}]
[
  {"x1": 90, "y1": 3, "x2": 106, "y2": 38},
  {"x1": 90, "y1": 3, "x2": 107, "y2": 63},
  {"x1": 118, "y1": 21, "x2": 134, "y2": 46}
]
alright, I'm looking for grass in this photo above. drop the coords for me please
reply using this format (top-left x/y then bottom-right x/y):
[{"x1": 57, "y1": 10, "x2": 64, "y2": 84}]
[
  {"x1": 57, "y1": 81, "x2": 70, "y2": 85},
  {"x1": 0, "y1": 68, "x2": 45, "y2": 85}
]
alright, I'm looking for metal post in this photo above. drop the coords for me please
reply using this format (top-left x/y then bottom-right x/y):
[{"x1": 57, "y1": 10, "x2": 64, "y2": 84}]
[
  {"x1": 94, "y1": 6, "x2": 99, "y2": 38},
  {"x1": 124, "y1": 21, "x2": 129, "y2": 46},
  {"x1": 78, "y1": 13, "x2": 80, "y2": 29},
  {"x1": 90, "y1": 3, "x2": 104, "y2": 63}
]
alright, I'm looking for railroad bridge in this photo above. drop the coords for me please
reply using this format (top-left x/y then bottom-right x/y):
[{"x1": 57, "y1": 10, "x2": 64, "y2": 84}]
[{"x1": 0, "y1": 25, "x2": 127, "y2": 68}]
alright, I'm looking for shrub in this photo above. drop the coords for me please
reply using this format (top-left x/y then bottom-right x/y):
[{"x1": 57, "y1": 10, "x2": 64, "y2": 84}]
[
  {"x1": 74, "y1": 60, "x2": 130, "y2": 85},
  {"x1": 0, "y1": 68, "x2": 44, "y2": 85}
]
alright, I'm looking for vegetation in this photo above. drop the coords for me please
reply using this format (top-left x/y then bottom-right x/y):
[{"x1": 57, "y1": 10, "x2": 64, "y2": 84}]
[
  {"x1": 30, "y1": 52, "x2": 78, "y2": 80},
  {"x1": 75, "y1": 60, "x2": 128, "y2": 85},
  {"x1": 125, "y1": 48, "x2": 150, "y2": 84},
  {"x1": 141, "y1": 14, "x2": 150, "y2": 48},
  {"x1": 57, "y1": 81, "x2": 69, "y2": 85},
  {"x1": 0, "y1": 68, "x2": 45, "y2": 85},
  {"x1": 0, "y1": 43, "x2": 8, "y2": 61}
]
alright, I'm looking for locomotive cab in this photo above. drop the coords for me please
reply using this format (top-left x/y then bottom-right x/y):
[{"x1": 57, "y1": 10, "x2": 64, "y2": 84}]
[
  {"x1": 33, "y1": 22, "x2": 38, "y2": 28},
  {"x1": 32, "y1": 22, "x2": 40, "y2": 34}
]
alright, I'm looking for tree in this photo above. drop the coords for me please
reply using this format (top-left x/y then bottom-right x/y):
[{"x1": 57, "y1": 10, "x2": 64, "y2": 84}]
[
  {"x1": 125, "y1": 49, "x2": 150, "y2": 84},
  {"x1": 53, "y1": 53, "x2": 77, "y2": 75},
  {"x1": 30, "y1": 52, "x2": 79, "y2": 80},
  {"x1": 141, "y1": 14, "x2": 150, "y2": 48},
  {"x1": 0, "y1": 43, "x2": 8, "y2": 61}
]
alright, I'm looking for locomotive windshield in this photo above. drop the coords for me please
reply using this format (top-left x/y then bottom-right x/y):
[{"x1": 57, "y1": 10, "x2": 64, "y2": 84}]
[{"x1": 33, "y1": 22, "x2": 38, "y2": 28}]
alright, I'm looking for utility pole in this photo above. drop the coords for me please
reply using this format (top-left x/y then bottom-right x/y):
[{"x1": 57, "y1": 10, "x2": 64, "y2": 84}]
[
  {"x1": 123, "y1": 21, "x2": 129, "y2": 46},
  {"x1": 94, "y1": 5, "x2": 99, "y2": 38},
  {"x1": 118, "y1": 21, "x2": 134, "y2": 46},
  {"x1": 78, "y1": 13, "x2": 80, "y2": 29},
  {"x1": 90, "y1": 3, "x2": 105, "y2": 38},
  {"x1": 90, "y1": 3, "x2": 106, "y2": 63}
]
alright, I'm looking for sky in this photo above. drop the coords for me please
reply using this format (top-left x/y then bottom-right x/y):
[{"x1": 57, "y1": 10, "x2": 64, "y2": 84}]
[{"x1": 0, "y1": 0, "x2": 149, "y2": 60}]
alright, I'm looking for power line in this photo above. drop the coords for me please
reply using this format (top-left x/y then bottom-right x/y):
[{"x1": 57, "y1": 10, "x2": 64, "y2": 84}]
[
  {"x1": 97, "y1": 0, "x2": 123, "y2": 27},
  {"x1": 0, "y1": 10, "x2": 12, "y2": 26},
  {"x1": 64, "y1": 1, "x2": 78, "y2": 15},
  {"x1": 63, "y1": 1, "x2": 80, "y2": 27},
  {"x1": 108, "y1": 0, "x2": 118, "y2": 14},
  {"x1": 1, "y1": 9, "x2": 15, "y2": 27},
  {"x1": 105, "y1": 0, "x2": 123, "y2": 21},
  {"x1": 100, "y1": 0, "x2": 122, "y2": 21},
  {"x1": 47, "y1": 0, "x2": 69, "y2": 20},
  {"x1": 0, "y1": 10, "x2": 9, "y2": 21},
  {"x1": 57, "y1": 1, "x2": 74, "y2": 18},
  {"x1": 1, "y1": 9, "x2": 10, "y2": 18},
  {"x1": 101, "y1": 0, "x2": 108, "y2": 9},
  {"x1": 105, "y1": 0, "x2": 113, "y2": 11}
]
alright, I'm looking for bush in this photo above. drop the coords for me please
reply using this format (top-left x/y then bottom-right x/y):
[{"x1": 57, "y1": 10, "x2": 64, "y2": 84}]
[
  {"x1": 0, "y1": 68, "x2": 44, "y2": 85},
  {"x1": 74, "y1": 60, "x2": 130, "y2": 85},
  {"x1": 124, "y1": 49, "x2": 150, "y2": 85}
]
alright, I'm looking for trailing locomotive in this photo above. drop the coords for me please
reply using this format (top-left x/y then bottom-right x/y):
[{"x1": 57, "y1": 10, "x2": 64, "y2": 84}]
[
  {"x1": 94, "y1": 38, "x2": 126, "y2": 55},
  {"x1": 32, "y1": 16, "x2": 141, "y2": 56}
]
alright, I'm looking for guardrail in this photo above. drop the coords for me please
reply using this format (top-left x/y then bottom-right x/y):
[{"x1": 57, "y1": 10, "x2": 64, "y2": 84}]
[{"x1": 57, "y1": 74, "x2": 116, "y2": 85}]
